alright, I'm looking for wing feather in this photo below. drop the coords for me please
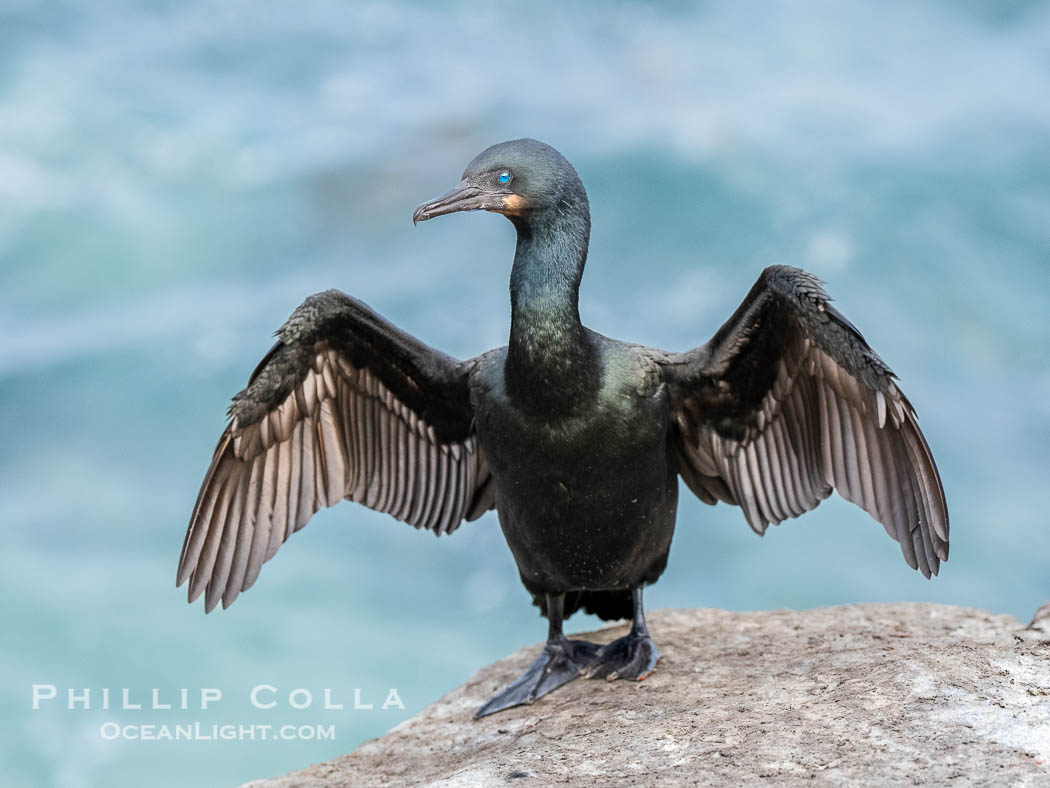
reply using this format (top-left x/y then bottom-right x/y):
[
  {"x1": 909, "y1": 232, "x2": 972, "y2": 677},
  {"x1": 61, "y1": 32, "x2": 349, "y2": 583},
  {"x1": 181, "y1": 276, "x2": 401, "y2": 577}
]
[
  {"x1": 188, "y1": 466, "x2": 235, "y2": 601},
  {"x1": 659, "y1": 266, "x2": 948, "y2": 575},
  {"x1": 244, "y1": 442, "x2": 277, "y2": 590},
  {"x1": 178, "y1": 290, "x2": 493, "y2": 612}
]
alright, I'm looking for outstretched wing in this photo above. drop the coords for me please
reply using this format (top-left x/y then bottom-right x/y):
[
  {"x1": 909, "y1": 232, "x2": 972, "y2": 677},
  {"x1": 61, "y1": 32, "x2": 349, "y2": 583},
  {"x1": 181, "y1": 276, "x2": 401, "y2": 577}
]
[
  {"x1": 177, "y1": 290, "x2": 494, "y2": 612},
  {"x1": 655, "y1": 266, "x2": 948, "y2": 577}
]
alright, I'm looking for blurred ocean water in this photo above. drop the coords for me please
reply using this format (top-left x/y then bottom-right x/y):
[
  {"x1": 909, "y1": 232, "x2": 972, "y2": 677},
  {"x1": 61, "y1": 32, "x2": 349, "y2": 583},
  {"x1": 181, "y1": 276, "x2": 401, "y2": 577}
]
[{"x1": 2, "y1": 1, "x2": 1048, "y2": 786}]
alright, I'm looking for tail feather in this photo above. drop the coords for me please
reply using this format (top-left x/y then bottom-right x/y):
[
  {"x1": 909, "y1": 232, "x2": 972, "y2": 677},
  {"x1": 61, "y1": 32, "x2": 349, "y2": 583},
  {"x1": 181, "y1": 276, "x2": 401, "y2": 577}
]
[{"x1": 535, "y1": 589, "x2": 633, "y2": 622}]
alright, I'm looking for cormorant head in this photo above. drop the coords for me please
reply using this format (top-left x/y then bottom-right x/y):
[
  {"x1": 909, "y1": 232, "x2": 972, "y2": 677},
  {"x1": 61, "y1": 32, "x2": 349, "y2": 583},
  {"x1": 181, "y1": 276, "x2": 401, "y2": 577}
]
[{"x1": 412, "y1": 138, "x2": 587, "y2": 227}]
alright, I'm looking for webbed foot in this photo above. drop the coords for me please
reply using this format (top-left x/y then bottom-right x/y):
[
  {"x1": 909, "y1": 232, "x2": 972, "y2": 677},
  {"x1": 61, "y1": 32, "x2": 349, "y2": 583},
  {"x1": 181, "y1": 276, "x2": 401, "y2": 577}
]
[
  {"x1": 583, "y1": 631, "x2": 660, "y2": 681},
  {"x1": 474, "y1": 637, "x2": 600, "y2": 718}
]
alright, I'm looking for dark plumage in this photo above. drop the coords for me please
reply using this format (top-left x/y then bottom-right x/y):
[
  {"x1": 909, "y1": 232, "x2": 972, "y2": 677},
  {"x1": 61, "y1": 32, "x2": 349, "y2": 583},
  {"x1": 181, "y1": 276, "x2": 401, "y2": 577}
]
[{"x1": 178, "y1": 138, "x2": 949, "y2": 716}]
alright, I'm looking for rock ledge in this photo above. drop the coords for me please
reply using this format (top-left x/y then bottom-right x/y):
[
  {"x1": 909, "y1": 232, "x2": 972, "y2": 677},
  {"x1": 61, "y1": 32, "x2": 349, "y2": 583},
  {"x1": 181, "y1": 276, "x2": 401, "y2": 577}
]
[{"x1": 245, "y1": 603, "x2": 1050, "y2": 787}]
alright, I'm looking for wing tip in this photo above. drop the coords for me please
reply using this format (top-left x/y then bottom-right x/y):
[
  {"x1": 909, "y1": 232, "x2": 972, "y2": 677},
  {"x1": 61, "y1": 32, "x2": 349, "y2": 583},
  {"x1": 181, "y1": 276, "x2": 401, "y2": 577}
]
[
  {"x1": 204, "y1": 593, "x2": 221, "y2": 615},
  {"x1": 184, "y1": 575, "x2": 205, "y2": 607}
]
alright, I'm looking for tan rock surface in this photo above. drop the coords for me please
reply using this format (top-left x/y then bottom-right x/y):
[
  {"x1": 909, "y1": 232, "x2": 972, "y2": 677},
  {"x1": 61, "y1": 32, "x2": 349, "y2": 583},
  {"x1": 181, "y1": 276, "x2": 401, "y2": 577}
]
[{"x1": 243, "y1": 603, "x2": 1050, "y2": 787}]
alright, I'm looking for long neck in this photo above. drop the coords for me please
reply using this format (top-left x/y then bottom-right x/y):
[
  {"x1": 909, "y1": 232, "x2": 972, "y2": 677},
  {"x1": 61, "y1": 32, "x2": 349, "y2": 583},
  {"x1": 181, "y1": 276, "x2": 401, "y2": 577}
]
[{"x1": 505, "y1": 202, "x2": 600, "y2": 414}]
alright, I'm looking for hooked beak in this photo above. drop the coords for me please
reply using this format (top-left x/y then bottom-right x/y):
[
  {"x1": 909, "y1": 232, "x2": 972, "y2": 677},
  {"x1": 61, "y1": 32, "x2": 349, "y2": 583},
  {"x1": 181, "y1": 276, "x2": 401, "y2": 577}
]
[{"x1": 413, "y1": 182, "x2": 527, "y2": 225}]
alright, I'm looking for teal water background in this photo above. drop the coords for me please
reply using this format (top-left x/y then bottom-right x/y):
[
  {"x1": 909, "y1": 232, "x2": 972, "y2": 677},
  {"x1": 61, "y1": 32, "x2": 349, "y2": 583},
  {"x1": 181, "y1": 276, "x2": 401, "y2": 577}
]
[{"x1": 2, "y1": 1, "x2": 1049, "y2": 786}]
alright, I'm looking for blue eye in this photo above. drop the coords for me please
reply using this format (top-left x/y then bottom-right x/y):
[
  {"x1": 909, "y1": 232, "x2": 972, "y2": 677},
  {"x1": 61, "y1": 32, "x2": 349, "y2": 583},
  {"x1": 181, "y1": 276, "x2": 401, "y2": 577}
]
[{"x1": 498, "y1": 171, "x2": 511, "y2": 184}]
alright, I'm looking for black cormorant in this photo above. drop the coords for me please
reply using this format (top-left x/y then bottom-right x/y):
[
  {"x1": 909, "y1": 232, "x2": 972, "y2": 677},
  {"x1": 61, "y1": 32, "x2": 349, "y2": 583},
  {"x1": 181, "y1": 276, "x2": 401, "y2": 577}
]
[{"x1": 177, "y1": 139, "x2": 948, "y2": 717}]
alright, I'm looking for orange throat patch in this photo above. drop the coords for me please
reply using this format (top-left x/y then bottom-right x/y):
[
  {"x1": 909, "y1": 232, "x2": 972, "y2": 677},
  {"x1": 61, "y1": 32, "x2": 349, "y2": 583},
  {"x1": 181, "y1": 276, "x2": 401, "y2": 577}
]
[{"x1": 500, "y1": 194, "x2": 529, "y2": 216}]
